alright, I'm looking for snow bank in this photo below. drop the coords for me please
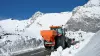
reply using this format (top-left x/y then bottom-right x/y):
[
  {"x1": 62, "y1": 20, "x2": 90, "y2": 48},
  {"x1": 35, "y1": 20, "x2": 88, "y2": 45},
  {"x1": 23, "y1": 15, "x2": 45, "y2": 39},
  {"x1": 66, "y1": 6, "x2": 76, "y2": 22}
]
[
  {"x1": 50, "y1": 31, "x2": 95, "y2": 56},
  {"x1": 75, "y1": 30, "x2": 100, "y2": 56},
  {"x1": 51, "y1": 46, "x2": 63, "y2": 56}
]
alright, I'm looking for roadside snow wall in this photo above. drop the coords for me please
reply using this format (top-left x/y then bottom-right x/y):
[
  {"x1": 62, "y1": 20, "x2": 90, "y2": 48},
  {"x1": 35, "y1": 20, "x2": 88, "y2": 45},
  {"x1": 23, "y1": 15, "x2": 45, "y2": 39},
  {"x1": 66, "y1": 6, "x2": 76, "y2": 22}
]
[{"x1": 75, "y1": 30, "x2": 100, "y2": 56}]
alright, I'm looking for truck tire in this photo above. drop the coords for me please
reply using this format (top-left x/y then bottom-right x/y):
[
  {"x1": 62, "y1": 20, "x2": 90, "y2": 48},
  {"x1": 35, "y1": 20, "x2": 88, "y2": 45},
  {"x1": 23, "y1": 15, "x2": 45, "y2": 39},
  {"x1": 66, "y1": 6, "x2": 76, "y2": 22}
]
[
  {"x1": 61, "y1": 36, "x2": 66, "y2": 49},
  {"x1": 55, "y1": 36, "x2": 66, "y2": 49}
]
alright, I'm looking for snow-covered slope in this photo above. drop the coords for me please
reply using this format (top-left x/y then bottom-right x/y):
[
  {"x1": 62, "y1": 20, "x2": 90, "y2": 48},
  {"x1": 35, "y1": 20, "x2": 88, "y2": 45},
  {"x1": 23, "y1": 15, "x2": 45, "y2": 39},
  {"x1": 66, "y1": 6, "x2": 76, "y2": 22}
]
[
  {"x1": 34, "y1": 12, "x2": 72, "y2": 29},
  {"x1": 66, "y1": 0, "x2": 100, "y2": 32},
  {"x1": 0, "y1": 11, "x2": 72, "y2": 55},
  {"x1": 75, "y1": 30, "x2": 100, "y2": 56}
]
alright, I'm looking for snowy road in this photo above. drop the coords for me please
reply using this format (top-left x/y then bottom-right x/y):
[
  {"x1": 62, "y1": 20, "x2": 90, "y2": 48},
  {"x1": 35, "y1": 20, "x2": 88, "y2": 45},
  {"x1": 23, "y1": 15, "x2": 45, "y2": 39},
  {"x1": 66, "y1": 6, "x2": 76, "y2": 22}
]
[{"x1": 14, "y1": 48, "x2": 52, "y2": 56}]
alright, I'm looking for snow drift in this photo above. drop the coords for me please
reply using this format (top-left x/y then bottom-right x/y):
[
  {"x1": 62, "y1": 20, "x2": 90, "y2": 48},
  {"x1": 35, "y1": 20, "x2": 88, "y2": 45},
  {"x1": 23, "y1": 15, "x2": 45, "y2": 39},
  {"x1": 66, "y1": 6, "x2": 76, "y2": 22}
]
[{"x1": 75, "y1": 30, "x2": 100, "y2": 56}]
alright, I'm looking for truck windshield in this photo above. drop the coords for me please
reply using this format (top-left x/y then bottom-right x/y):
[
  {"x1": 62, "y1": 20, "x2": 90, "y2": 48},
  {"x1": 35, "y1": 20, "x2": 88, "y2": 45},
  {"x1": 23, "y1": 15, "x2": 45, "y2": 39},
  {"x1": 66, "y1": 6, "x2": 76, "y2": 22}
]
[
  {"x1": 57, "y1": 28, "x2": 63, "y2": 34},
  {"x1": 51, "y1": 28, "x2": 63, "y2": 34}
]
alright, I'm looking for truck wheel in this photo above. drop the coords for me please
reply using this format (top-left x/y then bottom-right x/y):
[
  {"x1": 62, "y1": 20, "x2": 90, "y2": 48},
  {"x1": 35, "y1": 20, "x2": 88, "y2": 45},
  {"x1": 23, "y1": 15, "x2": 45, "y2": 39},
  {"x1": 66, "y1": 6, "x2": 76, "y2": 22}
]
[
  {"x1": 56, "y1": 36, "x2": 65, "y2": 49},
  {"x1": 61, "y1": 36, "x2": 66, "y2": 49}
]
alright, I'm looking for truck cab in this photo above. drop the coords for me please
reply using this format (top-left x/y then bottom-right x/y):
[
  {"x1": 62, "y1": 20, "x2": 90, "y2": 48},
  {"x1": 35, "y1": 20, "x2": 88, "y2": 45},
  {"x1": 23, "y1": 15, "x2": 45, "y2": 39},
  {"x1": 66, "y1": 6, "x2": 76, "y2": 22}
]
[{"x1": 50, "y1": 26, "x2": 65, "y2": 36}]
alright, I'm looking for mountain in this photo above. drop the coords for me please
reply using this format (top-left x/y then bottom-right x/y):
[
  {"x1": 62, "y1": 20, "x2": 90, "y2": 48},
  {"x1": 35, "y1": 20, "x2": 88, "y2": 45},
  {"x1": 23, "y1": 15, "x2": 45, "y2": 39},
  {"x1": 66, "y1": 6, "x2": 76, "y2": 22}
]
[
  {"x1": 0, "y1": 11, "x2": 72, "y2": 55},
  {"x1": 66, "y1": 0, "x2": 100, "y2": 32}
]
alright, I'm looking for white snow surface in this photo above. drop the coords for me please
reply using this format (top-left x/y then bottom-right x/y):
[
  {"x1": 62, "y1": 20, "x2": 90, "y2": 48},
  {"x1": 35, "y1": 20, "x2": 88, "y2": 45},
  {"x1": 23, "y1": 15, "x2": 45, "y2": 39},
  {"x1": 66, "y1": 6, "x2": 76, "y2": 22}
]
[
  {"x1": 35, "y1": 12, "x2": 72, "y2": 29},
  {"x1": 72, "y1": 0, "x2": 100, "y2": 22},
  {"x1": 50, "y1": 31, "x2": 95, "y2": 56},
  {"x1": 75, "y1": 30, "x2": 100, "y2": 56}
]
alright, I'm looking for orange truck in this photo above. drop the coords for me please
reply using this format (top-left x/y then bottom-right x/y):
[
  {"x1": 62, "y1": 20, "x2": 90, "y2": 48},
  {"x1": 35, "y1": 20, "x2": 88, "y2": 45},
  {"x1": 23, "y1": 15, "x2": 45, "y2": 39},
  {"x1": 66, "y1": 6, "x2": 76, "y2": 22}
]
[{"x1": 40, "y1": 25, "x2": 68, "y2": 49}]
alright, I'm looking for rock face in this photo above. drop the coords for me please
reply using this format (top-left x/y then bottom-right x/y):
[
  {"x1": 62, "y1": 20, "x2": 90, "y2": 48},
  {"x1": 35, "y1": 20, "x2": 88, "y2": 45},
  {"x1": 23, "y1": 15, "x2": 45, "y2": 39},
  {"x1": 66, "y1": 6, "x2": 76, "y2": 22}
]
[{"x1": 66, "y1": 0, "x2": 100, "y2": 32}]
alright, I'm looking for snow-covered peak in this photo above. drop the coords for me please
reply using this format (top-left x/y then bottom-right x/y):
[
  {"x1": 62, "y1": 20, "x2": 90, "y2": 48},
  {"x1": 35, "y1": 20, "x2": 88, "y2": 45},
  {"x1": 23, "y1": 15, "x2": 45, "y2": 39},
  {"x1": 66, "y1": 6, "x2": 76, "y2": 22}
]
[
  {"x1": 85, "y1": 0, "x2": 100, "y2": 7},
  {"x1": 66, "y1": 0, "x2": 100, "y2": 32},
  {"x1": 26, "y1": 11, "x2": 44, "y2": 28},
  {"x1": 32, "y1": 11, "x2": 44, "y2": 19},
  {"x1": 72, "y1": 0, "x2": 100, "y2": 21},
  {"x1": 29, "y1": 11, "x2": 44, "y2": 21}
]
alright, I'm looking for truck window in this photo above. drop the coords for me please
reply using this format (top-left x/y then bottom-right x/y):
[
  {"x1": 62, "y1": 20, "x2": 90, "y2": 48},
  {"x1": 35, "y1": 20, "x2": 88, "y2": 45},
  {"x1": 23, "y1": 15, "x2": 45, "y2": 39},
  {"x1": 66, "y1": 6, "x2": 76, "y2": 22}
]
[{"x1": 57, "y1": 28, "x2": 63, "y2": 34}]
